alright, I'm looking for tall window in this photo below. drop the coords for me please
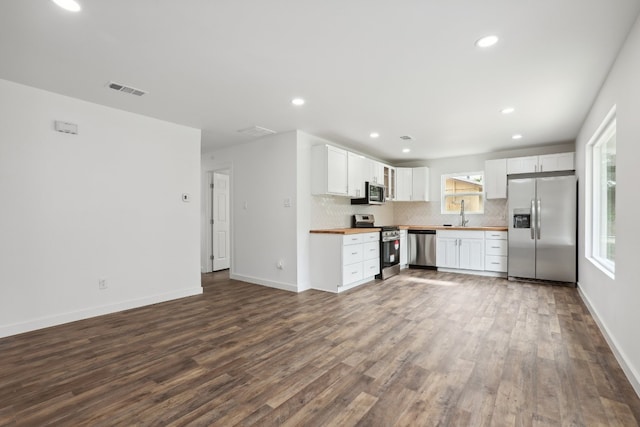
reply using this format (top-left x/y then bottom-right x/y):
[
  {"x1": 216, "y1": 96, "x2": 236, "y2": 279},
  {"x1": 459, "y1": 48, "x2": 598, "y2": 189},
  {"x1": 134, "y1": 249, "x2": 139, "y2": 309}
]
[
  {"x1": 587, "y1": 106, "x2": 616, "y2": 277},
  {"x1": 441, "y1": 172, "x2": 484, "y2": 214}
]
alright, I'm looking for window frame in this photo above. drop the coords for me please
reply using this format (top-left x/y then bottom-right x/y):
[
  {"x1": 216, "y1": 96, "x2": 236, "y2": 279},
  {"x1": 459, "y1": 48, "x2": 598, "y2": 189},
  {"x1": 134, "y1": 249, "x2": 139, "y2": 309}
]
[
  {"x1": 585, "y1": 105, "x2": 616, "y2": 279},
  {"x1": 440, "y1": 171, "x2": 485, "y2": 215}
]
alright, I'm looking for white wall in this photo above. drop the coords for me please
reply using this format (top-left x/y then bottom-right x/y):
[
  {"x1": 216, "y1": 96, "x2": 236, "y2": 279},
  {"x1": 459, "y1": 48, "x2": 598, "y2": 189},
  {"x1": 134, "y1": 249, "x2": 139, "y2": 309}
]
[
  {"x1": 201, "y1": 131, "x2": 300, "y2": 292},
  {"x1": 575, "y1": 15, "x2": 640, "y2": 395},
  {"x1": 0, "y1": 79, "x2": 202, "y2": 338}
]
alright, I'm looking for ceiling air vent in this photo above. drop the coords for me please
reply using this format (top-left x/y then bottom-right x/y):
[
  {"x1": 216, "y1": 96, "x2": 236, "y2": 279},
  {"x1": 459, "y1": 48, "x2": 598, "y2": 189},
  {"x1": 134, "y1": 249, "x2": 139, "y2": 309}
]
[
  {"x1": 237, "y1": 126, "x2": 277, "y2": 138},
  {"x1": 399, "y1": 135, "x2": 414, "y2": 141},
  {"x1": 107, "y1": 81, "x2": 146, "y2": 96}
]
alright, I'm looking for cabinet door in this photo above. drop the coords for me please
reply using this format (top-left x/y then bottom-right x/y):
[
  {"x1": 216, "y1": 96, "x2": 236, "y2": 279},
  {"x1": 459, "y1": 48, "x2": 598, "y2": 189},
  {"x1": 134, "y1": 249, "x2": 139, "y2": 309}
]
[
  {"x1": 485, "y1": 158, "x2": 507, "y2": 199},
  {"x1": 459, "y1": 238, "x2": 484, "y2": 270},
  {"x1": 411, "y1": 167, "x2": 430, "y2": 201},
  {"x1": 507, "y1": 156, "x2": 538, "y2": 174},
  {"x1": 327, "y1": 146, "x2": 348, "y2": 194},
  {"x1": 399, "y1": 231, "x2": 408, "y2": 266},
  {"x1": 384, "y1": 165, "x2": 395, "y2": 200},
  {"x1": 395, "y1": 167, "x2": 413, "y2": 201},
  {"x1": 311, "y1": 145, "x2": 348, "y2": 196},
  {"x1": 370, "y1": 161, "x2": 384, "y2": 184},
  {"x1": 539, "y1": 152, "x2": 574, "y2": 172},
  {"x1": 436, "y1": 237, "x2": 458, "y2": 268},
  {"x1": 347, "y1": 152, "x2": 367, "y2": 198}
]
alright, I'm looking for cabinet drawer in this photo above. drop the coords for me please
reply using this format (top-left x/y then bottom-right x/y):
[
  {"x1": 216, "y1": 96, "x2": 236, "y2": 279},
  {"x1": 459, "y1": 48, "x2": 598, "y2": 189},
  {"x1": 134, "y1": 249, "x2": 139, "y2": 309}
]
[
  {"x1": 485, "y1": 255, "x2": 507, "y2": 272},
  {"x1": 363, "y1": 241, "x2": 380, "y2": 260},
  {"x1": 343, "y1": 234, "x2": 364, "y2": 245},
  {"x1": 343, "y1": 244, "x2": 364, "y2": 265},
  {"x1": 485, "y1": 239, "x2": 507, "y2": 256},
  {"x1": 343, "y1": 262, "x2": 364, "y2": 285},
  {"x1": 437, "y1": 229, "x2": 484, "y2": 239},
  {"x1": 485, "y1": 231, "x2": 507, "y2": 240},
  {"x1": 362, "y1": 232, "x2": 379, "y2": 242},
  {"x1": 363, "y1": 258, "x2": 380, "y2": 277}
]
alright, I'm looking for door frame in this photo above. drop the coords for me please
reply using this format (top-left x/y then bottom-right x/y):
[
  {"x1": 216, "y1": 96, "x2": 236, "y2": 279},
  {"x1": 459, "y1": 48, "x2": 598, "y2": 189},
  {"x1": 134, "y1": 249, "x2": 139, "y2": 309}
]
[{"x1": 203, "y1": 164, "x2": 233, "y2": 274}]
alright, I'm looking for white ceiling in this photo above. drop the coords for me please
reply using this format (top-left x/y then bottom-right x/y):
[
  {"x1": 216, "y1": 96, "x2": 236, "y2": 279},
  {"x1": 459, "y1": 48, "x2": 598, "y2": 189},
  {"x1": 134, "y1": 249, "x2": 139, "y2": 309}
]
[{"x1": 1, "y1": 1, "x2": 639, "y2": 162}]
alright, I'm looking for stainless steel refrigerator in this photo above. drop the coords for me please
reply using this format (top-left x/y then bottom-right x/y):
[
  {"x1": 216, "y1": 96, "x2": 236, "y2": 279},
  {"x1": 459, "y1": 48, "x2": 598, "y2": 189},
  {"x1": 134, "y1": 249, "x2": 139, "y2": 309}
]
[{"x1": 508, "y1": 174, "x2": 577, "y2": 283}]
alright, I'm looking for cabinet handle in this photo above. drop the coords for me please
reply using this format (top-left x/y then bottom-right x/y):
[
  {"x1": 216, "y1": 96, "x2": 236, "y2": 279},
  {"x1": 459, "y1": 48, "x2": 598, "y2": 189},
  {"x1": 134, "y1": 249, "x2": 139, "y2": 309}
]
[
  {"x1": 491, "y1": 246, "x2": 500, "y2": 249},
  {"x1": 491, "y1": 262, "x2": 500, "y2": 265},
  {"x1": 352, "y1": 252, "x2": 358, "y2": 255}
]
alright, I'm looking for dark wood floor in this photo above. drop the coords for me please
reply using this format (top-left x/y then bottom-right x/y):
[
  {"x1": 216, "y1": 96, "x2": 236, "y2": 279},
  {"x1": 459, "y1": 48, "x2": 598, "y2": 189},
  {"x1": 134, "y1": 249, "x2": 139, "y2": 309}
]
[{"x1": 1, "y1": 269, "x2": 639, "y2": 426}]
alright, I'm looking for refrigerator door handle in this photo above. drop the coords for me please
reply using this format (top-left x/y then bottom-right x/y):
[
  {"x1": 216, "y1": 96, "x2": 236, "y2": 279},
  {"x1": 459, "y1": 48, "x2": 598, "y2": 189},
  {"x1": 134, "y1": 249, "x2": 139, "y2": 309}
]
[
  {"x1": 530, "y1": 199, "x2": 536, "y2": 240},
  {"x1": 537, "y1": 199, "x2": 542, "y2": 239}
]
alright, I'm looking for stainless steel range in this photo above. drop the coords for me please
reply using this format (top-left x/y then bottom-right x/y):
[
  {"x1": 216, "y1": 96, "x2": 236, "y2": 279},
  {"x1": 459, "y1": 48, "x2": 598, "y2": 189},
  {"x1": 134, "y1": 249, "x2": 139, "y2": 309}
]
[{"x1": 352, "y1": 214, "x2": 400, "y2": 280}]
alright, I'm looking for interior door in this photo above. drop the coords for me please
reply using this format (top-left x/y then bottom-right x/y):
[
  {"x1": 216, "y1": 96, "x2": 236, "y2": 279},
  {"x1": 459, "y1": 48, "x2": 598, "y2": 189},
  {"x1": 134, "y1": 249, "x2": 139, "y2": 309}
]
[{"x1": 212, "y1": 172, "x2": 230, "y2": 271}]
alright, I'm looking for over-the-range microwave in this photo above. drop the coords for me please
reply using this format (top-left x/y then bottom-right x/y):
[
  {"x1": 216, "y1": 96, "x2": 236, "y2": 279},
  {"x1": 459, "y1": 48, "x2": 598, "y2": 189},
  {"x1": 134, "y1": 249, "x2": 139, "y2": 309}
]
[{"x1": 351, "y1": 182, "x2": 385, "y2": 205}]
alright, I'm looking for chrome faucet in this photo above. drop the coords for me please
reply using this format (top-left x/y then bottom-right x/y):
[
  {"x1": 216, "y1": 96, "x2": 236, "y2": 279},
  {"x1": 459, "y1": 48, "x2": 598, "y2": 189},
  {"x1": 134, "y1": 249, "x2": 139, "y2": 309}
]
[{"x1": 459, "y1": 199, "x2": 469, "y2": 227}]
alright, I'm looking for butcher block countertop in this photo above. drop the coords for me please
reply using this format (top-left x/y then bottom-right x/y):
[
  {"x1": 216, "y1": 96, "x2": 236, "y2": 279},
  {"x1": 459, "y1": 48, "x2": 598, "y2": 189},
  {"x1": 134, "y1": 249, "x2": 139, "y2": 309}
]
[
  {"x1": 310, "y1": 228, "x2": 381, "y2": 235},
  {"x1": 400, "y1": 225, "x2": 508, "y2": 232},
  {"x1": 310, "y1": 226, "x2": 507, "y2": 234}
]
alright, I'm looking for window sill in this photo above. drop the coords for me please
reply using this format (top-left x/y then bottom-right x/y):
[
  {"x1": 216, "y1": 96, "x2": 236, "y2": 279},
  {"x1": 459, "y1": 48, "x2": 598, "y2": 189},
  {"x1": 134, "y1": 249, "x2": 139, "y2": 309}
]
[{"x1": 587, "y1": 256, "x2": 615, "y2": 280}]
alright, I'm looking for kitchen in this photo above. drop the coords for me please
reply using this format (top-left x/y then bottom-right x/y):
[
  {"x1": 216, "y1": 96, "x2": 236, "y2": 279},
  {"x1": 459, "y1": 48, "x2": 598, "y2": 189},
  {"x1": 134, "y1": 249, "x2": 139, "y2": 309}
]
[
  {"x1": 1, "y1": 0, "x2": 640, "y2": 423},
  {"x1": 308, "y1": 141, "x2": 577, "y2": 292}
]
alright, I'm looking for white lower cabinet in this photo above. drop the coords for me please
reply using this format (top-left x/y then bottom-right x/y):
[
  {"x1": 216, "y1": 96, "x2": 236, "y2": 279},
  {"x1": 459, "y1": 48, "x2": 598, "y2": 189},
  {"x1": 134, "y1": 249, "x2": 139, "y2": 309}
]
[
  {"x1": 310, "y1": 232, "x2": 380, "y2": 293},
  {"x1": 484, "y1": 231, "x2": 508, "y2": 272},
  {"x1": 399, "y1": 229, "x2": 408, "y2": 268},
  {"x1": 436, "y1": 230, "x2": 485, "y2": 271}
]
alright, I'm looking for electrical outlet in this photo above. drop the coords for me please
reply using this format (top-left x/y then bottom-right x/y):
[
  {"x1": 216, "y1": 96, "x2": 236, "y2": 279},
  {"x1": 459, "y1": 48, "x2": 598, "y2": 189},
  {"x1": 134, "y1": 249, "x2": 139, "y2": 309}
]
[{"x1": 98, "y1": 278, "x2": 107, "y2": 290}]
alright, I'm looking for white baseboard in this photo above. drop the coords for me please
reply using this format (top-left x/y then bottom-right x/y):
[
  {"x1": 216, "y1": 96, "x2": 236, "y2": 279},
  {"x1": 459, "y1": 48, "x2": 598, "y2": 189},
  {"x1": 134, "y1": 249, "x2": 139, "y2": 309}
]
[
  {"x1": 577, "y1": 283, "x2": 640, "y2": 398},
  {"x1": 437, "y1": 267, "x2": 507, "y2": 278},
  {"x1": 230, "y1": 273, "x2": 298, "y2": 293},
  {"x1": 0, "y1": 286, "x2": 203, "y2": 339}
]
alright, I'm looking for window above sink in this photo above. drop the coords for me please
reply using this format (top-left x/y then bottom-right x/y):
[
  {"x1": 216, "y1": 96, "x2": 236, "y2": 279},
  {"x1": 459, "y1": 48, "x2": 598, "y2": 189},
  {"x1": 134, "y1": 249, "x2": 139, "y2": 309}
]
[{"x1": 441, "y1": 172, "x2": 485, "y2": 214}]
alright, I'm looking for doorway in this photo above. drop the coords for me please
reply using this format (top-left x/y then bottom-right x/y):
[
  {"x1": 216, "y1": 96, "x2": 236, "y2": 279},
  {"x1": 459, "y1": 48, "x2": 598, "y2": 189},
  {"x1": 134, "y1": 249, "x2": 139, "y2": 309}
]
[{"x1": 206, "y1": 170, "x2": 230, "y2": 272}]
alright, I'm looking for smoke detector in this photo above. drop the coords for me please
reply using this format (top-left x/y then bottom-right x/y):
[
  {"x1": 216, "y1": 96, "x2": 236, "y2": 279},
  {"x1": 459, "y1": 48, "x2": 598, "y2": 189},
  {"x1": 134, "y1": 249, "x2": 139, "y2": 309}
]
[
  {"x1": 237, "y1": 126, "x2": 277, "y2": 137},
  {"x1": 107, "y1": 81, "x2": 146, "y2": 96}
]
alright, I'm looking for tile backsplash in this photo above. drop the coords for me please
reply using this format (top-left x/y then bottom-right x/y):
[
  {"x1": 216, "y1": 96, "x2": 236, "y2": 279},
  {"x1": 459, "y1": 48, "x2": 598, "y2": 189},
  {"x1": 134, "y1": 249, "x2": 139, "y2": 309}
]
[
  {"x1": 310, "y1": 196, "x2": 508, "y2": 229},
  {"x1": 393, "y1": 199, "x2": 508, "y2": 227}
]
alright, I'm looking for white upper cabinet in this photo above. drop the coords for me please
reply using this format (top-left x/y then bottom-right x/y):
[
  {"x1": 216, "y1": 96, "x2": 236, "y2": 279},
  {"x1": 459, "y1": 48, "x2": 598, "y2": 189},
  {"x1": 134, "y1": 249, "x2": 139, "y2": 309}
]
[
  {"x1": 369, "y1": 161, "x2": 385, "y2": 185},
  {"x1": 538, "y1": 152, "x2": 574, "y2": 172},
  {"x1": 394, "y1": 167, "x2": 429, "y2": 201},
  {"x1": 395, "y1": 167, "x2": 413, "y2": 201},
  {"x1": 507, "y1": 152, "x2": 575, "y2": 174},
  {"x1": 507, "y1": 156, "x2": 539, "y2": 174},
  {"x1": 383, "y1": 165, "x2": 395, "y2": 200},
  {"x1": 347, "y1": 152, "x2": 367, "y2": 198},
  {"x1": 311, "y1": 144, "x2": 348, "y2": 196},
  {"x1": 412, "y1": 167, "x2": 430, "y2": 201},
  {"x1": 485, "y1": 158, "x2": 507, "y2": 199}
]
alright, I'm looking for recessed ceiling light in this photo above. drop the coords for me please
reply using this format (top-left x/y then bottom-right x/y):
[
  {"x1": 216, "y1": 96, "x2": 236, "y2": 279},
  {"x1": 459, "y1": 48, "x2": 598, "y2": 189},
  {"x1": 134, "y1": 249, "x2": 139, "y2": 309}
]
[
  {"x1": 402, "y1": 148, "x2": 411, "y2": 153},
  {"x1": 512, "y1": 134, "x2": 523, "y2": 140},
  {"x1": 291, "y1": 98, "x2": 305, "y2": 106},
  {"x1": 475, "y1": 35, "x2": 499, "y2": 48},
  {"x1": 501, "y1": 107, "x2": 515, "y2": 114},
  {"x1": 370, "y1": 132, "x2": 379, "y2": 138},
  {"x1": 51, "y1": 0, "x2": 81, "y2": 12}
]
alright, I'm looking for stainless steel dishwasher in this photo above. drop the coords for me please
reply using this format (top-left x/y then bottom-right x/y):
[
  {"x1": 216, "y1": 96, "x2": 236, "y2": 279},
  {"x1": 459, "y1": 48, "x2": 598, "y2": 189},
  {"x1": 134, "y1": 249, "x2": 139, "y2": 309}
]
[{"x1": 408, "y1": 229, "x2": 437, "y2": 268}]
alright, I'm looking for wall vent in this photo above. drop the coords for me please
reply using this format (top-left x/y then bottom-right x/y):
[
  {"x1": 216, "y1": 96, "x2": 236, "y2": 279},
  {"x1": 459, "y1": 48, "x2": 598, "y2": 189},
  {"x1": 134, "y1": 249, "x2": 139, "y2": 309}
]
[
  {"x1": 237, "y1": 126, "x2": 277, "y2": 137},
  {"x1": 399, "y1": 135, "x2": 414, "y2": 141},
  {"x1": 107, "y1": 81, "x2": 146, "y2": 96}
]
